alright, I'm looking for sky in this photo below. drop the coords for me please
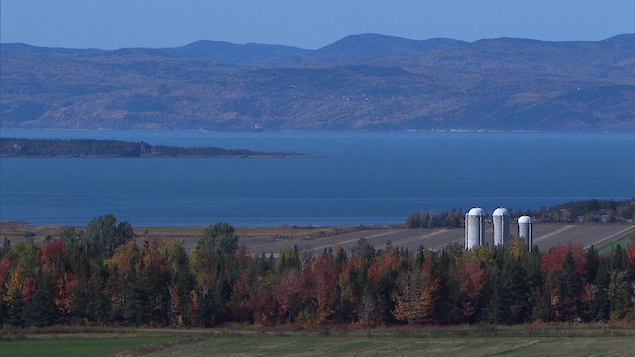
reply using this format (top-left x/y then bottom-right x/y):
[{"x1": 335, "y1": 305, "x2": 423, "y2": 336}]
[{"x1": 1, "y1": 0, "x2": 634, "y2": 50}]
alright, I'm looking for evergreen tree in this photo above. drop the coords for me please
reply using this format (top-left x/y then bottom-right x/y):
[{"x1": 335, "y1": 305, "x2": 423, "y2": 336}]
[
  {"x1": 591, "y1": 257, "x2": 611, "y2": 321},
  {"x1": 85, "y1": 214, "x2": 135, "y2": 261},
  {"x1": 558, "y1": 252, "x2": 583, "y2": 321},
  {"x1": 5, "y1": 286, "x2": 25, "y2": 326},
  {"x1": 22, "y1": 274, "x2": 57, "y2": 327},
  {"x1": 584, "y1": 245, "x2": 600, "y2": 284},
  {"x1": 498, "y1": 253, "x2": 531, "y2": 324}
]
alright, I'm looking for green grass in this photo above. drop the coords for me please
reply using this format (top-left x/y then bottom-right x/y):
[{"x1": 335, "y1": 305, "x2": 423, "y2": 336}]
[
  {"x1": 147, "y1": 336, "x2": 635, "y2": 357},
  {"x1": 0, "y1": 335, "x2": 184, "y2": 357},
  {"x1": 2, "y1": 325, "x2": 634, "y2": 357},
  {"x1": 598, "y1": 230, "x2": 634, "y2": 255}
]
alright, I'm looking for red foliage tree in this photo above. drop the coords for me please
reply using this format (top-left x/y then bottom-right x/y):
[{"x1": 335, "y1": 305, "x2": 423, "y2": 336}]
[
  {"x1": 0, "y1": 256, "x2": 10, "y2": 291},
  {"x1": 54, "y1": 272, "x2": 78, "y2": 317},
  {"x1": 228, "y1": 270, "x2": 251, "y2": 321},
  {"x1": 366, "y1": 247, "x2": 398, "y2": 287},
  {"x1": 626, "y1": 233, "x2": 635, "y2": 268},
  {"x1": 453, "y1": 261, "x2": 485, "y2": 322},
  {"x1": 20, "y1": 276, "x2": 36, "y2": 304},
  {"x1": 274, "y1": 269, "x2": 308, "y2": 322},
  {"x1": 245, "y1": 279, "x2": 274, "y2": 325},
  {"x1": 40, "y1": 240, "x2": 66, "y2": 267},
  {"x1": 310, "y1": 252, "x2": 341, "y2": 323},
  {"x1": 541, "y1": 241, "x2": 586, "y2": 275}
]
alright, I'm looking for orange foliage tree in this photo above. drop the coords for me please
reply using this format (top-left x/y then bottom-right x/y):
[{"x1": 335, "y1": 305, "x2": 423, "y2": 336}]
[{"x1": 453, "y1": 261, "x2": 485, "y2": 322}]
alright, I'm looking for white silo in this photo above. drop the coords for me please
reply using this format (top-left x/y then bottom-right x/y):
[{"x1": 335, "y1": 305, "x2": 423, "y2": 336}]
[
  {"x1": 518, "y1": 216, "x2": 533, "y2": 251},
  {"x1": 465, "y1": 207, "x2": 486, "y2": 249},
  {"x1": 492, "y1": 208, "x2": 510, "y2": 246}
]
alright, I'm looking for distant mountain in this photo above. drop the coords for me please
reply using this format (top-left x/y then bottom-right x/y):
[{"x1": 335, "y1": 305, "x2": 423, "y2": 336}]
[
  {"x1": 161, "y1": 40, "x2": 310, "y2": 65},
  {"x1": 1, "y1": 34, "x2": 634, "y2": 131},
  {"x1": 0, "y1": 43, "x2": 103, "y2": 55},
  {"x1": 310, "y1": 34, "x2": 467, "y2": 62}
]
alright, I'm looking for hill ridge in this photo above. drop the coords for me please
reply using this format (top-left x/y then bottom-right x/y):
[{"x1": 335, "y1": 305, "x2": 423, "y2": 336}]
[{"x1": 1, "y1": 33, "x2": 634, "y2": 131}]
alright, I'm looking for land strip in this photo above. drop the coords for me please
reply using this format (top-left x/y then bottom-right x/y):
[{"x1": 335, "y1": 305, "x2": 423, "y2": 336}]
[
  {"x1": 2, "y1": 221, "x2": 633, "y2": 254},
  {"x1": 3, "y1": 324, "x2": 635, "y2": 357}
]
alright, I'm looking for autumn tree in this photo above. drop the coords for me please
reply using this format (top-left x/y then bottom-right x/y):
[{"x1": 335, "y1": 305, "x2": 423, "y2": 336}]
[
  {"x1": 391, "y1": 252, "x2": 440, "y2": 324},
  {"x1": 22, "y1": 271, "x2": 57, "y2": 327},
  {"x1": 452, "y1": 261, "x2": 485, "y2": 323},
  {"x1": 367, "y1": 243, "x2": 400, "y2": 324},
  {"x1": 104, "y1": 241, "x2": 140, "y2": 324},
  {"x1": 310, "y1": 251, "x2": 341, "y2": 323},
  {"x1": 274, "y1": 269, "x2": 308, "y2": 323}
]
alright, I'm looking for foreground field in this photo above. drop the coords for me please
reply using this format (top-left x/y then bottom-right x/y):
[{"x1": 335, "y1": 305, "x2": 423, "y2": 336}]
[
  {"x1": 3, "y1": 325, "x2": 635, "y2": 357},
  {"x1": 0, "y1": 334, "x2": 184, "y2": 357},
  {"x1": 145, "y1": 336, "x2": 635, "y2": 357}
]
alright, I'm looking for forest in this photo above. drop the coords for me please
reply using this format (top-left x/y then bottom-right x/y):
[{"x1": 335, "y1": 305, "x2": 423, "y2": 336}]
[{"x1": 1, "y1": 214, "x2": 634, "y2": 328}]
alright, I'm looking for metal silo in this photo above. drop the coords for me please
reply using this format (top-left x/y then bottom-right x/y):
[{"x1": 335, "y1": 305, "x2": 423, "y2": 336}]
[
  {"x1": 465, "y1": 207, "x2": 486, "y2": 249},
  {"x1": 492, "y1": 208, "x2": 510, "y2": 246},
  {"x1": 518, "y1": 215, "x2": 533, "y2": 251}
]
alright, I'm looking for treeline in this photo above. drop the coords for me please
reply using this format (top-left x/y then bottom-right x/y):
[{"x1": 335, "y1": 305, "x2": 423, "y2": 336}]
[
  {"x1": 404, "y1": 209, "x2": 463, "y2": 228},
  {"x1": 1, "y1": 214, "x2": 634, "y2": 328},
  {"x1": 404, "y1": 199, "x2": 635, "y2": 228},
  {"x1": 517, "y1": 199, "x2": 635, "y2": 223},
  {"x1": 0, "y1": 138, "x2": 306, "y2": 158}
]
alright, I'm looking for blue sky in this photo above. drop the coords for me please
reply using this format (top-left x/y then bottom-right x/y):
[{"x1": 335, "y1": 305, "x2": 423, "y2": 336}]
[{"x1": 1, "y1": 0, "x2": 634, "y2": 49}]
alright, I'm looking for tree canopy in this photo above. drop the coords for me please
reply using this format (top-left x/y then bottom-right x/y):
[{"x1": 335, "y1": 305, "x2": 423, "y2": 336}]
[{"x1": 0, "y1": 215, "x2": 634, "y2": 328}]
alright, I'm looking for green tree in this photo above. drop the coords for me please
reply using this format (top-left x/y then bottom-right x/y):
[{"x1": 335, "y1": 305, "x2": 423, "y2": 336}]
[
  {"x1": 196, "y1": 222, "x2": 238, "y2": 255},
  {"x1": 498, "y1": 254, "x2": 531, "y2": 323},
  {"x1": 22, "y1": 273, "x2": 57, "y2": 327},
  {"x1": 608, "y1": 270, "x2": 631, "y2": 321},
  {"x1": 557, "y1": 252, "x2": 583, "y2": 321},
  {"x1": 404, "y1": 211, "x2": 427, "y2": 228},
  {"x1": 85, "y1": 214, "x2": 135, "y2": 261}
]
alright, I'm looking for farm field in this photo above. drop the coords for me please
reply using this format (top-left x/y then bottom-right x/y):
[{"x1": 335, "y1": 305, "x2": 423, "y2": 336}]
[
  {"x1": 143, "y1": 336, "x2": 635, "y2": 357},
  {"x1": 2, "y1": 222, "x2": 634, "y2": 255},
  {"x1": 229, "y1": 223, "x2": 635, "y2": 254},
  {"x1": 3, "y1": 325, "x2": 635, "y2": 357},
  {"x1": 0, "y1": 334, "x2": 185, "y2": 357}
]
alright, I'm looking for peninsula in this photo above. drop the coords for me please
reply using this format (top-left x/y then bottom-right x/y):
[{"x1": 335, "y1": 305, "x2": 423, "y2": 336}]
[{"x1": 0, "y1": 138, "x2": 315, "y2": 158}]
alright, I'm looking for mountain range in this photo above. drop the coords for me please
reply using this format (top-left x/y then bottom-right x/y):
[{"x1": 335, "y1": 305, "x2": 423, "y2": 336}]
[{"x1": 1, "y1": 33, "x2": 634, "y2": 131}]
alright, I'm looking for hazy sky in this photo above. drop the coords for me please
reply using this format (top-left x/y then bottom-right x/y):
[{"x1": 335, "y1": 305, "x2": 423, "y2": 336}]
[{"x1": 2, "y1": 0, "x2": 634, "y2": 49}]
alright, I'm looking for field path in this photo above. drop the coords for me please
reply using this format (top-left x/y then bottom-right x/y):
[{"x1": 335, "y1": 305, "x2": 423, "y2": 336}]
[
  {"x1": 534, "y1": 225, "x2": 574, "y2": 243},
  {"x1": 588, "y1": 225, "x2": 635, "y2": 249}
]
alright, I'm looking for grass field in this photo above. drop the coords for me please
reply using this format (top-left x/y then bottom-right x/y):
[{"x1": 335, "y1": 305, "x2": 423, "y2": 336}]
[
  {"x1": 2, "y1": 324, "x2": 634, "y2": 357},
  {"x1": 598, "y1": 228, "x2": 635, "y2": 255},
  {"x1": 0, "y1": 334, "x2": 186, "y2": 357},
  {"x1": 149, "y1": 336, "x2": 635, "y2": 357}
]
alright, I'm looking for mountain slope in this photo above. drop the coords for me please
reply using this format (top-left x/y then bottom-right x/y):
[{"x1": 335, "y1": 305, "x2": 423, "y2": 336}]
[{"x1": 1, "y1": 34, "x2": 634, "y2": 131}]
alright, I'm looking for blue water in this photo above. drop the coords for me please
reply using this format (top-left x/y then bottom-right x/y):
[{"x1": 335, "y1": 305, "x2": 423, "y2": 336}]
[{"x1": 1, "y1": 129, "x2": 634, "y2": 226}]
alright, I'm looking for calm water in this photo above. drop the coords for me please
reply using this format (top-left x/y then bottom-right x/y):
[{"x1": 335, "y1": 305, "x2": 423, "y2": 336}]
[{"x1": 1, "y1": 129, "x2": 634, "y2": 226}]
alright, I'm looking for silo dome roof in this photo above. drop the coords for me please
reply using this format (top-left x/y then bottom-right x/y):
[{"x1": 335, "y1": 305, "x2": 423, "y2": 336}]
[
  {"x1": 518, "y1": 216, "x2": 532, "y2": 224},
  {"x1": 492, "y1": 207, "x2": 509, "y2": 216},
  {"x1": 467, "y1": 207, "x2": 486, "y2": 216}
]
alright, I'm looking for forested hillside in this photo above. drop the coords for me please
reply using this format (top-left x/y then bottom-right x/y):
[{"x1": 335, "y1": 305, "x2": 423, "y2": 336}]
[
  {"x1": 0, "y1": 138, "x2": 311, "y2": 158},
  {"x1": 1, "y1": 34, "x2": 634, "y2": 131},
  {"x1": 1, "y1": 215, "x2": 634, "y2": 328}
]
